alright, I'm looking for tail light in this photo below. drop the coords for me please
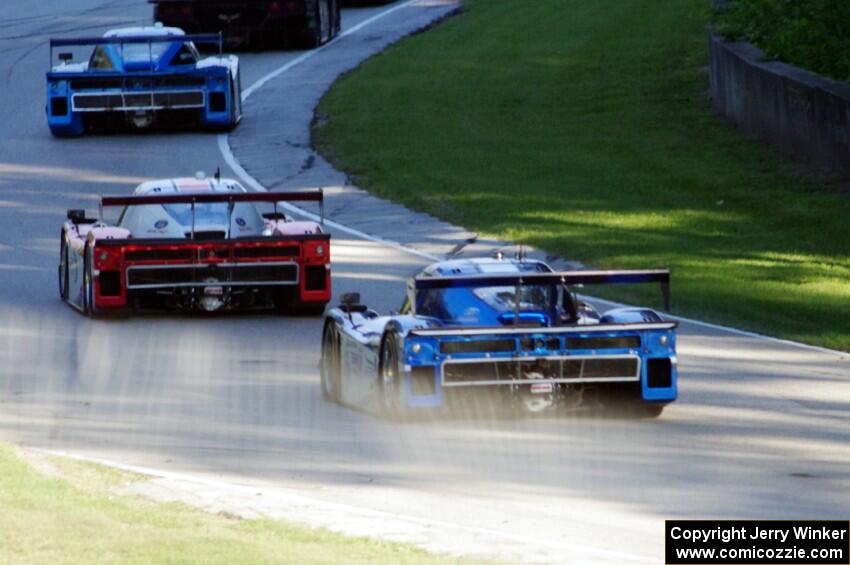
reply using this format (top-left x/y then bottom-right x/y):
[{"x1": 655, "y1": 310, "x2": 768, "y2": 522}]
[
  {"x1": 180, "y1": 5, "x2": 193, "y2": 17},
  {"x1": 268, "y1": 1, "x2": 282, "y2": 15},
  {"x1": 94, "y1": 246, "x2": 122, "y2": 270},
  {"x1": 304, "y1": 241, "x2": 327, "y2": 261}
]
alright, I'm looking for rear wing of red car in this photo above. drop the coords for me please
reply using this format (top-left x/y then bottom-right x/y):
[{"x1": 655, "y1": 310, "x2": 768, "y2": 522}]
[
  {"x1": 99, "y1": 189, "x2": 324, "y2": 236},
  {"x1": 66, "y1": 189, "x2": 325, "y2": 238},
  {"x1": 411, "y1": 269, "x2": 671, "y2": 312},
  {"x1": 99, "y1": 189, "x2": 322, "y2": 208}
]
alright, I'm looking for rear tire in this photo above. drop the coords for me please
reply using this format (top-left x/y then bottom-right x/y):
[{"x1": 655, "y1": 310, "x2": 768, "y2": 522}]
[
  {"x1": 634, "y1": 404, "x2": 664, "y2": 419},
  {"x1": 83, "y1": 244, "x2": 96, "y2": 317},
  {"x1": 607, "y1": 402, "x2": 664, "y2": 419},
  {"x1": 227, "y1": 78, "x2": 238, "y2": 131},
  {"x1": 378, "y1": 332, "x2": 404, "y2": 418},
  {"x1": 303, "y1": 0, "x2": 325, "y2": 48},
  {"x1": 58, "y1": 232, "x2": 69, "y2": 301},
  {"x1": 331, "y1": 0, "x2": 341, "y2": 36},
  {"x1": 295, "y1": 302, "x2": 327, "y2": 317},
  {"x1": 273, "y1": 287, "x2": 326, "y2": 316},
  {"x1": 320, "y1": 321, "x2": 341, "y2": 402}
]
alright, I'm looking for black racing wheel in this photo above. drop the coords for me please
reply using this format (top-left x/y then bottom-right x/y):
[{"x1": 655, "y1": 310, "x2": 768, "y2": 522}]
[
  {"x1": 378, "y1": 331, "x2": 404, "y2": 418},
  {"x1": 58, "y1": 231, "x2": 69, "y2": 301},
  {"x1": 320, "y1": 320, "x2": 341, "y2": 402},
  {"x1": 83, "y1": 243, "x2": 96, "y2": 317}
]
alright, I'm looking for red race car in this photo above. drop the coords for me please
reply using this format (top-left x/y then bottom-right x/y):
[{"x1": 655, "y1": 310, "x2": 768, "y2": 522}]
[{"x1": 58, "y1": 175, "x2": 330, "y2": 316}]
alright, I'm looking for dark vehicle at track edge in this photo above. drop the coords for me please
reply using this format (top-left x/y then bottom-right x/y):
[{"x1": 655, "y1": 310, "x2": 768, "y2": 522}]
[{"x1": 150, "y1": 0, "x2": 341, "y2": 48}]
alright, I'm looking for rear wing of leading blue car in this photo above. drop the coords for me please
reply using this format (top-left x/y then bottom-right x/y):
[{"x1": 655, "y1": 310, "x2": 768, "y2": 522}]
[
  {"x1": 410, "y1": 269, "x2": 671, "y2": 314},
  {"x1": 48, "y1": 33, "x2": 224, "y2": 66}
]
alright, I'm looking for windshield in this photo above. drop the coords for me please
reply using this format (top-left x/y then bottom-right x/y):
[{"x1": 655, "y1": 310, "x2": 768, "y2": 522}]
[
  {"x1": 416, "y1": 284, "x2": 556, "y2": 325},
  {"x1": 471, "y1": 286, "x2": 551, "y2": 312},
  {"x1": 164, "y1": 202, "x2": 229, "y2": 226},
  {"x1": 118, "y1": 43, "x2": 170, "y2": 65}
]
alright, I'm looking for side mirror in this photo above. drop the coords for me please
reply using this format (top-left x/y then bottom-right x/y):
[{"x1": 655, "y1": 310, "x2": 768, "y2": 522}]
[
  {"x1": 339, "y1": 292, "x2": 367, "y2": 318},
  {"x1": 58, "y1": 52, "x2": 73, "y2": 63},
  {"x1": 67, "y1": 209, "x2": 86, "y2": 222}
]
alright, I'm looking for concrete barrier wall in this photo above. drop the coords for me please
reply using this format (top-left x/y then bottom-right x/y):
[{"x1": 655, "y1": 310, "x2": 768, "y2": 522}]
[{"x1": 708, "y1": 34, "x2": 850, "y2": 176}]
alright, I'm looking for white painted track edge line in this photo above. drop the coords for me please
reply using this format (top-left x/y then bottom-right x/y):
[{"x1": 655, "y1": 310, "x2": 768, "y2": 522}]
[
  {"x1": 220, "y1": 0, "x2": 439, "y2": 263},
  {"x1": 217, "y1": 135, "x2": 439, "y2": 262},
  {"x1": 218, "y1": 5, "x2": 847, "y2": 356},
  {"x1": 38, "y1": 449, "x2": 656, "y2": 563}
]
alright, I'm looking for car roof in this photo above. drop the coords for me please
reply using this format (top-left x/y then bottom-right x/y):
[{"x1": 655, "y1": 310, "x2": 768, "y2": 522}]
[
  {"x1": 104, "y1": 26, "x2": 185, "y2": 39},
  {"x1": 133, "y1": 177, "x2": 245, "y2": 196},
  {"x1": 421, "y1": 257, "x2": 552, "y2": 277}
]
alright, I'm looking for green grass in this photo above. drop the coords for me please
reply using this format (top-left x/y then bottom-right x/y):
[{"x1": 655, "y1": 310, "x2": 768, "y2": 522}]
[
  {"x1": 313, "y1": 0, "x2": 850, "y2": 351},
  {"x1": 0, "y1": 444, "x2": 474, "y2": 565}
]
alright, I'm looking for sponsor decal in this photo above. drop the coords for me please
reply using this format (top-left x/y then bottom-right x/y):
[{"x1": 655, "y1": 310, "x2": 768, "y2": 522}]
[
  {"x1": 154, "y1": 219, "x2": 168, "y2": 229},
  {"x1": 235, "y1": 217, "x2": 247, "y2": 227},
  {"x1": 204, "y1": 286, "x2": 224, "y2": 297},
  {"x1": 529, "y1": 383, "x2": 554, "y2": 395}
]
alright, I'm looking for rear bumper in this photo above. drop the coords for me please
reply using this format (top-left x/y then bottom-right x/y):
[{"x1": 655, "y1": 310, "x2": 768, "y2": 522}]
[
  {"x1": 46, "y1": 69, "x2": 234, "y2": 133},
  {"x1": 402, "y1": 356, "x2": 677, "y2": 410},
  {"x1": 89, "y1": 235, "x2": 330, "y2": 311},
  {"x1": 399, "y1": 326, "x2": 678, "y2": 409},
  {"x1": 71, "y1": 90, "x2": 206, "y2": 112},
  {"x1": 125, "y1": 261, "x2": 299, "y2": 289}
]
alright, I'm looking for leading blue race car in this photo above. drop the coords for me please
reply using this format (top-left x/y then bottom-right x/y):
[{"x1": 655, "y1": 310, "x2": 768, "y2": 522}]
[
  {"x1": 320, "y1": 257, "x2": 677, "y2": 418},
  {"x1": 46, "y1": 25, "x2": 241, "y2": 136}
]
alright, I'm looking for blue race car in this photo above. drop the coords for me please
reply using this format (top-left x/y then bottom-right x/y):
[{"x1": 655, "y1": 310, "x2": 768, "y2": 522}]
[
  {"x1": 320, "y1": 257, "x2": 677, "y2": 418},
  {"x1": 46, "y1": 26, "x2": 241, "y2": 136}
]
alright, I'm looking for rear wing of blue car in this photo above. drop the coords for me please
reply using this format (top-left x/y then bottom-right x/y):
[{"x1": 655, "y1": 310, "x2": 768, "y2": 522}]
[
  {"x1": 411, "y1": 269, "x2": 671, "y2": 312},
  {"x1": 49, "y1": 33, "x2": 224, "y2": 65}
]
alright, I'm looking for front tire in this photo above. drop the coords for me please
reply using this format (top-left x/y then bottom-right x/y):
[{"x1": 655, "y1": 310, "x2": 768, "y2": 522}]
[
  {"x1": 320, "y1": 321, "x2": 341, "y2": 402},
  {"x1": 378, "y1": 332, "x2": 404, "y2": 418},
  {"x1": 633, "y1": 404, "x2": 664, "y2": 419}
]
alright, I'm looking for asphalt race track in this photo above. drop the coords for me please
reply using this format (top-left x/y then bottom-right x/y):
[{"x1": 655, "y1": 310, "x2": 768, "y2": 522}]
[{"x1": 1, "y1": 1, "x2": 848, "y2": 562}]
